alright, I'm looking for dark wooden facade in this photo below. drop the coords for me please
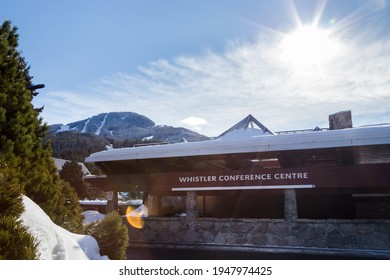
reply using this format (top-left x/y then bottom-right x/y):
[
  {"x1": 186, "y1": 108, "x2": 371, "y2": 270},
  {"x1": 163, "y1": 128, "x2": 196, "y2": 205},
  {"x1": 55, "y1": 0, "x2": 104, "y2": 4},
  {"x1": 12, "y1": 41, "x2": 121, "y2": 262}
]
[{"x1": 85, "y1": 144, "x2": 390, "y2": 219}]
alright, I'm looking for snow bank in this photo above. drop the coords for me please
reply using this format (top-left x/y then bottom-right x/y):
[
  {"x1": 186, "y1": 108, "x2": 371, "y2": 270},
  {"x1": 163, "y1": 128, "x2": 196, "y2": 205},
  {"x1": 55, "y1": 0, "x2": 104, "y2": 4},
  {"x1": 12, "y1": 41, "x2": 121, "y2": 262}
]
[{"x1": 20, "y1": 195, "x2": 108, "y2": 260}]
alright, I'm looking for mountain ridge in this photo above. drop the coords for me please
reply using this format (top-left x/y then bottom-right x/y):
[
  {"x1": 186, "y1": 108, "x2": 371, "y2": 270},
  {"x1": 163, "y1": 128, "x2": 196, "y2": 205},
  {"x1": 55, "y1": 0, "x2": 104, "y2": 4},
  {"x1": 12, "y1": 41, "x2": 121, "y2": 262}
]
[{"x1": 48, "y1": 112, "x2": 209, "y2": 142}]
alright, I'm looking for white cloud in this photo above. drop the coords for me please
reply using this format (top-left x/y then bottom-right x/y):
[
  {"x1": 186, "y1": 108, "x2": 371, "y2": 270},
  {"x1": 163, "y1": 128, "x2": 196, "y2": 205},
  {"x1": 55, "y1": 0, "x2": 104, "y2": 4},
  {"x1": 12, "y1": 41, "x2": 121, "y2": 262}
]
[
  {"x1": 180, "y1": 116, "x2": 209, "y2": 131},
  {"x1": 35, "y1": 27, "x2": 390, "y2": 137}
]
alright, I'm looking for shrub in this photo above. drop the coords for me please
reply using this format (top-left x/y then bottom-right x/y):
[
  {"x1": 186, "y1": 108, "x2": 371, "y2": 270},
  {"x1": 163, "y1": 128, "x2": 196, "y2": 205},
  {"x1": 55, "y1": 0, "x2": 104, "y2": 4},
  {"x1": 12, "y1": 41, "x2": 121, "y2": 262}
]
[
  {"x1": 0, "y1": 215, "x2": 38, "y2": 260},
  {"x1": 84, "y1": 211, "x2": 128, "y2": 260}
]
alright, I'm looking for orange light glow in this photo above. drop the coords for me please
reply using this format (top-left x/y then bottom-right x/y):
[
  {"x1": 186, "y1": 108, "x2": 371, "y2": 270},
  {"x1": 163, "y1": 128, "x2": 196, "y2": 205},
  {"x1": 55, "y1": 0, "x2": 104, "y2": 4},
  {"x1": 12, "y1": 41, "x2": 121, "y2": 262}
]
[{"x1": 125, "y1": 206, "x2": 145, "y2": 229}]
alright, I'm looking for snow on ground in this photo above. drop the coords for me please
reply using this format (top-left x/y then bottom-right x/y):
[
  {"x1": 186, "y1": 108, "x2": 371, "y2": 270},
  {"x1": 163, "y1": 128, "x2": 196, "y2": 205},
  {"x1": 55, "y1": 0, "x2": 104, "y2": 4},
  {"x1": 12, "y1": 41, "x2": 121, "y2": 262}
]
[
  {"x1": 57, "y1": 125, "x2": 70, "y2": 132},
  {"x1": 82, "y1": 210, "x2": 105, "y2": 224},
  {"x1": 20, "y1": 195, "x2": 109, "y2": 260},
  {"x1": 142, "y1": 135, "x2": 154, "y2": 141}
]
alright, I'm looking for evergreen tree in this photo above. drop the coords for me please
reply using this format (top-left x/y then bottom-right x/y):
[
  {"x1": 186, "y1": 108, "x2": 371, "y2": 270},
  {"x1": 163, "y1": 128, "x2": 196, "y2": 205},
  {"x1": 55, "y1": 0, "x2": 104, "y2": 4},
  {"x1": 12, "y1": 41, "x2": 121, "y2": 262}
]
[
  {"x1": 0, "y1": 20, "x2": 82, "y2": 230},
  {"x1": 59, "y1": 161, "x2": 89, "y2": 200},
  {"x1": 0, "y1": 163, "x2": 38, "y2": 259},
  {"x1": 58, "y1": 180, "x2": 83, "y2": 233}
]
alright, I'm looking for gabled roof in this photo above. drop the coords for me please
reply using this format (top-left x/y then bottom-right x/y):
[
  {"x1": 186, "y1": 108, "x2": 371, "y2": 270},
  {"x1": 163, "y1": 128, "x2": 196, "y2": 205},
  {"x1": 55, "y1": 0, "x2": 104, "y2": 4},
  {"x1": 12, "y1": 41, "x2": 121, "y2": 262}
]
[{"x1": 217, "y1": 114, "x2": 274, "y2": 139}]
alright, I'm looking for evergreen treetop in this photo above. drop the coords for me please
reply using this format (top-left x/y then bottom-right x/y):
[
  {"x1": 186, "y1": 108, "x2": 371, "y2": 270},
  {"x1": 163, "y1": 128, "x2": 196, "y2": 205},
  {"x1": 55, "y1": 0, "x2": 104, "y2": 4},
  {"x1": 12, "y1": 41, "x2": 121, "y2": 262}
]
[
  {"x1": 0, "y1": 20, "x2": 82, "y2": 232},
  {"x1": 59, "y1": 161, "x2": 89, "y2": 200}
]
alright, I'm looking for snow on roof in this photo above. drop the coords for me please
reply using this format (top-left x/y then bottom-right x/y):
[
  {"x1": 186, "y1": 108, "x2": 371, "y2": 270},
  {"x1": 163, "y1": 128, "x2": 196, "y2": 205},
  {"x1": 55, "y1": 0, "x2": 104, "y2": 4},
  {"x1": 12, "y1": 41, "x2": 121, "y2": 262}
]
[
  {"x1": 79, "y1": 199, "x2": 143, "y2": 206},
  {"x1": 53, "y1": 158, "x2": 91, "y2": 176},
  {"x1": 85, "y1": 124, "x2": 390, "y2": 163},
  {"x1": 217, "y1": 114, "x2": 274, "y2": 138},
  {"x1": 217, "y1": 127, "x2": 271, "y2": 140}
]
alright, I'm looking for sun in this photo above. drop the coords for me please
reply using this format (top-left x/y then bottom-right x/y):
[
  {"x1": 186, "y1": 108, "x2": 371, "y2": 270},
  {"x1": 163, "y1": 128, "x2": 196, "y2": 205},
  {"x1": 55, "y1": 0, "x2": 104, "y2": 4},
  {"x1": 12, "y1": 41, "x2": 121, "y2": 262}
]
[{"x1": 280, "y1": 25, "x2": 341, "y2": 70}]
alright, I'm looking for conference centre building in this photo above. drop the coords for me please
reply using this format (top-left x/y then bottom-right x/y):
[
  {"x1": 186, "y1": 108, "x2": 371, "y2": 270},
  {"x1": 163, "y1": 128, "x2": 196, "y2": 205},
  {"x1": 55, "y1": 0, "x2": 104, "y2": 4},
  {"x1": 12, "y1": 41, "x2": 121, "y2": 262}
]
[{"x1": 85, "y1": 111, "x2": 390, "y2": 258}]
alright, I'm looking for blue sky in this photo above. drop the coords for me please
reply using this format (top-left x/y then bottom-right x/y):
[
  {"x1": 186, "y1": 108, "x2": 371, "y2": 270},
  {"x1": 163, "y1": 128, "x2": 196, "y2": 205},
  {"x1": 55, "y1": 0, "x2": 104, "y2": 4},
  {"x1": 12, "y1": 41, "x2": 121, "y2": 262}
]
[{"x1": 2, "y1": 0, "x2": 390, "y2": 136}]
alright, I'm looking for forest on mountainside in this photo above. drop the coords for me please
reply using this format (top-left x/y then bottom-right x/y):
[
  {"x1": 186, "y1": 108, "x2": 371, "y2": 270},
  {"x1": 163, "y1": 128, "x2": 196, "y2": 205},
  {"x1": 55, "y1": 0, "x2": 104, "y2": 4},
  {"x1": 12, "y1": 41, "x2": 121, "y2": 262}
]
[{"x1": 45, "y1": 131, "x2": 161, "y2": 162}]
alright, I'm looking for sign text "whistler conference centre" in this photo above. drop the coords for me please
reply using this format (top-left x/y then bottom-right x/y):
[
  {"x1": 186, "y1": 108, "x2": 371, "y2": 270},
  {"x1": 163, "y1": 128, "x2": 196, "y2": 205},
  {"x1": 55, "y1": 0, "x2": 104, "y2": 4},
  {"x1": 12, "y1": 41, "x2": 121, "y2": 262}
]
[{"x1": 178, "y1": 172, "x2": 309, "y2": 184}]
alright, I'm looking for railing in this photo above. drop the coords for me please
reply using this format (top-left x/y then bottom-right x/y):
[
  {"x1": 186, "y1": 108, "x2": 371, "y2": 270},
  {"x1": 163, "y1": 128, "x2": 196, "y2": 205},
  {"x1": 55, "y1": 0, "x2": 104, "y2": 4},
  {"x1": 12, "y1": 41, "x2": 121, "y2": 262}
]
[{"x1": 275, "y1": 127, "x2": 328, "y2": 134}]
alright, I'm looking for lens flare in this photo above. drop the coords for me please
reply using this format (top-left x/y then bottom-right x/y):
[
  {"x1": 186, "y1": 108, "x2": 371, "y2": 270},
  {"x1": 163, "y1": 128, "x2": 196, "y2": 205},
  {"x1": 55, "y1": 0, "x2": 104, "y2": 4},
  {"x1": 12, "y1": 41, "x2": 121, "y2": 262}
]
[
  {"x1": 328, "y1": 18, "x2": 337, "y2": 27},
  {"x1": 125, "y1": 206, "x2": 145, "y2": 229}
]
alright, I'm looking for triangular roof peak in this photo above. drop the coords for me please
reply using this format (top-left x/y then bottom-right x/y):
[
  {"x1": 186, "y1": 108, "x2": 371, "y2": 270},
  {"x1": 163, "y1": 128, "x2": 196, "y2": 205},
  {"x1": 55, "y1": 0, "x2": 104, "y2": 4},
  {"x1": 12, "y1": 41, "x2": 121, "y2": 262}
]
[{"x1": 217, "y1": 114, "x2": 274, "y2": 139}]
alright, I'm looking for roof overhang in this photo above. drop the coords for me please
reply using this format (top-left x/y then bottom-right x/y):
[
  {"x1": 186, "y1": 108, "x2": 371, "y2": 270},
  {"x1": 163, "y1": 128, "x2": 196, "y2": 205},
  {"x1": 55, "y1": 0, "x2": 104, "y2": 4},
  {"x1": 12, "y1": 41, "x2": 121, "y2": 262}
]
[{"x1": 85, "y1": 125, "x2": 390, "y2": 163}]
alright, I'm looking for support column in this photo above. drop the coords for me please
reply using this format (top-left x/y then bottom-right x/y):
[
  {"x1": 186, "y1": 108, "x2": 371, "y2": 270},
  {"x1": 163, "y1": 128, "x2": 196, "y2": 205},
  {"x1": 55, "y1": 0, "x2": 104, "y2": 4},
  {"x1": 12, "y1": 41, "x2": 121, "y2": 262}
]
[
  {"x1": 146, "y1": 194, "x2": 161, "y2": 216},
  {"x1": 106, "y1": 190, "x2": 118, "y2": 213},
  {"x1": 186, "y1": 191, "x2": 199, "y2": 223},
  {"x1": 284, "y1": 189, "x2": 298, "y2": 222}
]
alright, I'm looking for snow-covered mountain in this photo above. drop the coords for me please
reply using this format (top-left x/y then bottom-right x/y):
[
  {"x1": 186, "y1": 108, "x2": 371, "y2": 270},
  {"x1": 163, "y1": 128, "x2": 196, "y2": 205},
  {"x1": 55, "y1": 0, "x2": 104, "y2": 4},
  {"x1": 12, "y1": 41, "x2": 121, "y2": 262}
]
[{"x1": 49, "y1": 112, "x2": 209, "y2": 142}]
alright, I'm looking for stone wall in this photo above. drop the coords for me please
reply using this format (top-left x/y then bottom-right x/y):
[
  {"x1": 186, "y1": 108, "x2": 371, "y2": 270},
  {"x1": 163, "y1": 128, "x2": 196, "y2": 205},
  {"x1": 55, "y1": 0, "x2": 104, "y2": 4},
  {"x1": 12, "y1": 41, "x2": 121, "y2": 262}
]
[{"x1": 127, "y1": 217, "x2": 390, "y2": 254}]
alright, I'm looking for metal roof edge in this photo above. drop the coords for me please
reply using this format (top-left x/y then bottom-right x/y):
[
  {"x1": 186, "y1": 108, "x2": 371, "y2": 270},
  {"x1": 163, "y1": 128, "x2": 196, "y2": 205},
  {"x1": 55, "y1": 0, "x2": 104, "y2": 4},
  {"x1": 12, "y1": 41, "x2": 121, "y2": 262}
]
[{"x1": 85, "y1": 125, "x2": 390, "y2": 163}]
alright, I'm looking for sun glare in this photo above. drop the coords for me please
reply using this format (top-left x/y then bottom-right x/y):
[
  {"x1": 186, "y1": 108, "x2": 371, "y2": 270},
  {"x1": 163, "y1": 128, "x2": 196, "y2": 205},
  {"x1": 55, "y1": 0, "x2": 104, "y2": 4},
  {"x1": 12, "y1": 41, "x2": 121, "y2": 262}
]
[
  {"x1": 280, "y1": 25, "x2": 341, "y2": 70},
  {"x1": 125, "y1": 206, "x2": 145, "y2": 229}
]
